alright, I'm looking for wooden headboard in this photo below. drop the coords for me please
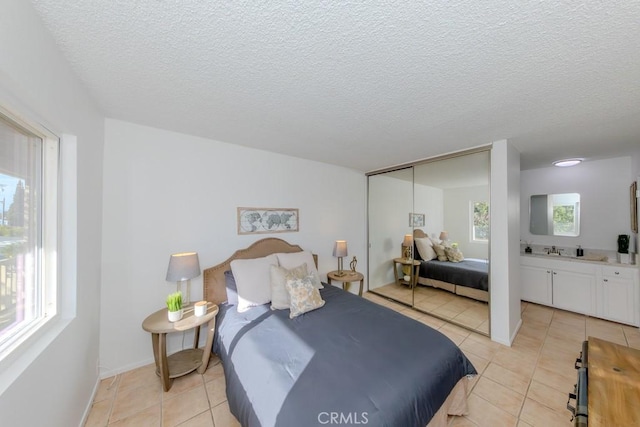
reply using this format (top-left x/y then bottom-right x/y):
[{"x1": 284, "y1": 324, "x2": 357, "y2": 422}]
[
  {"x1": 203, "y1": 237, "x2": 317, "y2": 306},
  {"x1": 414, "y1": 229, "x2": 428, "y2": 239}
]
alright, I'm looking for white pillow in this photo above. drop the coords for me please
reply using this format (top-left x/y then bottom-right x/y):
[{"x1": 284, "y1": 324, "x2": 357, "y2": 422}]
[
  {"x1": 276, "y1": 251, "x2": 323, "y2": 289},
  {"x1": 270, "y1": 263, "x2": 308, "y2": 310},
  {"x1": 230, "y1": 254, "x2": 279, "y2": 313},
  {"x1": 415, "y1": 237, "x2": 436, "y2": 261}
]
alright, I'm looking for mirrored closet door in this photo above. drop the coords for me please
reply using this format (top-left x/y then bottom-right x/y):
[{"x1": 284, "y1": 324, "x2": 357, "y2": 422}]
[
  {"x1": 367, "y1": 167, "x2": 415, "y2": 307},
  {"x1": 368, "y1": 149, "x2": 491, "y2": 336}
]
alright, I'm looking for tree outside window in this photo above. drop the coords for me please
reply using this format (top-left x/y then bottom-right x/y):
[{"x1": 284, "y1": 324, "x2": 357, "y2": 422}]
[{"x1": 472, "y1": 201, "x2": 489, "y2": 242}]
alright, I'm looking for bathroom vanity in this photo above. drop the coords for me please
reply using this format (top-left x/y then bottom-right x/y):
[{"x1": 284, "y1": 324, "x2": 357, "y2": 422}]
[{"x1": 521, "y1": 254, "x2": 640, "y2": 326}]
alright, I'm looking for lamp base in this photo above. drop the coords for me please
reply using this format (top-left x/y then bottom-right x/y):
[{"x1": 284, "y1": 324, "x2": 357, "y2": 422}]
[
  {"x1": 334, "y1": 270, "x2": 347, "y2": 277},
  {"x1": 177, "y1": 279, "x2": 192, "y2": 306}
]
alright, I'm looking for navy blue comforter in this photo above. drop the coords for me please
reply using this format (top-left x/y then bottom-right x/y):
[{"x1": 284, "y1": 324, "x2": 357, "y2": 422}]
[
  {"x1": 213, "y1": 285, "x2": 476, "y2": 427},
  {"x1": 419, "y1": 259, "x2": 489, "y2": 291}
]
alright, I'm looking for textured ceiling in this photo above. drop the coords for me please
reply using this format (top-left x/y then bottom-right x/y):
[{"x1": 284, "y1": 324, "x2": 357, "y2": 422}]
[{"x1": 31, "y1": 1, "x2": 640, "y2": 171}]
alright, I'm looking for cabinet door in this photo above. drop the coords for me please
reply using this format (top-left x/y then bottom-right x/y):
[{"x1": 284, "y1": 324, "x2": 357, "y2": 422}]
[
  {"x1": 601, "y1": 277, "x2": 635, "y2": 325},
  {"x1": 552, "y1": 269, "x2": 596, "y2": 315},
  {"x1": 521, "y1": 265, "x2": 552, "y2": 305}
]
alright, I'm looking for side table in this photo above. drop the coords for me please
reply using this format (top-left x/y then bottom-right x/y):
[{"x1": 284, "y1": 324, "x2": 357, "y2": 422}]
[
  {"x1": 327, "y1": 270, "x2": 364, "y2": 296},
  {"x1": 142, "y1": 303, "x2": 219, "y2": 391},
  {"x1": 393, "y1": 258, "x2": 420, "y2": 288}
]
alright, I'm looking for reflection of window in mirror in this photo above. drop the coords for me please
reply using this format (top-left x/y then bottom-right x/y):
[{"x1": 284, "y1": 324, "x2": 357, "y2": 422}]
[
  {"x1": 530, "y1": 193, "x2": 580, "y2": 236},
  {"x1": 552, "y1": 193, "x2": 580, "y2": 236},
  {"x1": 471, "y1": 201, "x2": 489, "y2": 242}
]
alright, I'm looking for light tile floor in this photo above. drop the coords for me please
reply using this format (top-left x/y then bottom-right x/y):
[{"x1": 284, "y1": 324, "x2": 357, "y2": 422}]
[
  {"x1": 85, "y1": 294, "x2": 640, "y2": 426},
  {"x1": 373, "y1": 283, "x2": 490, "y2": 334}
]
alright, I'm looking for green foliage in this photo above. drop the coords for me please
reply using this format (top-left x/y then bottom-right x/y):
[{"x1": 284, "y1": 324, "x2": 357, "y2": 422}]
[
  {"x1": 166, "y1": 291, "x2": 182, "y2": 312},
  {"x1": 553, "y1": 205, "x2": 575, "y2": 234},
  {"x1": 0, "y1": 225, "x2": 24, "y2": 237},
  {"x1": 473, "y1": 201, "x2": 490, "y2": 240}
]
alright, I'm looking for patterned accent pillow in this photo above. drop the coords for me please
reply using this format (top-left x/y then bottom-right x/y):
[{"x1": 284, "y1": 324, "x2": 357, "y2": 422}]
[
  {"x1": 445, "y1": 246, "x2": 464, "y2": 262},
  {"x1": 433, "y1": 243, "x2": 448, "y2": 261},
  {"x1": 285, "y1": 275, "x2": 326, "y2": 319},
  {"x1": 270, "y1": 263, "x2": 308, "y2": 310}
]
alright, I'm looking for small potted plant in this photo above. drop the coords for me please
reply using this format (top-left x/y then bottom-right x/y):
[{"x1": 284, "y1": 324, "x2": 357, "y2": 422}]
[{"x1": 166, "y1": 291, "x2": 183, "y2": 322}]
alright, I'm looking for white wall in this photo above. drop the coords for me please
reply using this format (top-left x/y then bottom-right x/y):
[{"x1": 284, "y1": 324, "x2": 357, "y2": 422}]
[
  {"x1": 490, "y1": 140, "x2": 522, "y2": 345},
  {"x1": 100, "y1": 119, "x2": 366, "y2": 375},
  {"x1": 443, "y1": 185, "x2": 490, "y2": 260},
  {"x1": 414, "y1": 183, "x2": 444, "y2": 238},
  {"x1": 0, "y1": 1, "x2": 104, "y2": 426},
  {"x1": 520, "y1": 157, "x2": 635, "y2": 252}
]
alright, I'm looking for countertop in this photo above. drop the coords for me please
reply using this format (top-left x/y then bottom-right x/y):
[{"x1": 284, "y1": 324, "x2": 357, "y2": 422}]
[{"x1": 521, "y1": 252, "x2": 638, "y2": 268}]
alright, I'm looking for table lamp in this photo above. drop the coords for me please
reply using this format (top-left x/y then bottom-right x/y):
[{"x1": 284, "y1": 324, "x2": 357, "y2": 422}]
[
  {"x1": 333, "y1": 240, "x2": 348, "y2": 277},
  {"x1": 439, "y1": 231, "x2": 449, "y2": 244},
  {"x1": 402, "y1": 234, "x2": 413, "y2": 260},
  {"x1": 166, "y1": 252, "x2": 201, "y2": 306}
]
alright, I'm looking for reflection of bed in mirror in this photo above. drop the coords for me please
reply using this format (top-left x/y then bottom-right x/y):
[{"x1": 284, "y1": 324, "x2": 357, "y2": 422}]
[{"x1": 413, "y1": 229, "x2": 489, "y2": 303}]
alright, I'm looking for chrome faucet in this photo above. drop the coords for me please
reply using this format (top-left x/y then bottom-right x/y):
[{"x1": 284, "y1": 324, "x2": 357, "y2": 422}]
[{"x1": 544, "y1": 246, "x2": 565, "y2": 255}]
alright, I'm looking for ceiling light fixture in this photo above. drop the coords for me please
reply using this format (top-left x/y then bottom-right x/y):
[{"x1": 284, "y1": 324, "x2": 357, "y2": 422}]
[{"x1": 552, "y1": 158, "x2": 583, "y2": 167}]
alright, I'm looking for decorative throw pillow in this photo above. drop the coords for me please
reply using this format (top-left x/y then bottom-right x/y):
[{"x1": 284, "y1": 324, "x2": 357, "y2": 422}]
[
  {"x1": 415, "y1": 237, "x2": 437, "y2": 261},
  {"x1": 270, "y1": 263, "x2": 308, "y2": 310},
  {"x1": 223, "y1": 270, "x2": 238, "y2": 305},
  {"x1": 285, "y1": 275, "x2": 326, "y2": 319},
  {"x1": 230, "y1": 254, "x2": 279, "y2": 313},
  {"x1": 433, "y1": 243, "x2": 448, "y2": 261},
  {"x1": 445, "y1": 247, "x2": 464, "y2": 262},
  {"x1": 276, "y1": 251, "x2": 323, "y2": 289}
]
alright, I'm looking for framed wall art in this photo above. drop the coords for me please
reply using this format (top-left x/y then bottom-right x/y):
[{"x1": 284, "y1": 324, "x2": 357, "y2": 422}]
[
  {"x1": 237, "y1": 207, "x2": 299, "y2": 235},
  {"x1": 409, "y1": 213, "x2": 425, "y2": 227}
]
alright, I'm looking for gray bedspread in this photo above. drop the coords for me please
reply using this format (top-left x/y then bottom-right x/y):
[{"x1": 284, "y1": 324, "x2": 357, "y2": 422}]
[
  {"x1": 419, "y1": 259, "x2": 489, "y2": 291},
  {"x1": 213, "y1": 285, "x2": 476, "y2": 427}
]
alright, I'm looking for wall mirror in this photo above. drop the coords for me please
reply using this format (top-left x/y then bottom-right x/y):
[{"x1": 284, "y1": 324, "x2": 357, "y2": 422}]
[
  {"x1": 367, "y1": 149, "x2": 490, "y2": 336},
  {"x1": 529, "y1": 193, "x2": 580, "y2": 236}
]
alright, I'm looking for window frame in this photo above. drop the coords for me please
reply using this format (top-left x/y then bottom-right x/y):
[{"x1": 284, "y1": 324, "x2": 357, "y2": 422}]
[{"x1": 0, "y1": 105, "x2": 60, "y2": 370}]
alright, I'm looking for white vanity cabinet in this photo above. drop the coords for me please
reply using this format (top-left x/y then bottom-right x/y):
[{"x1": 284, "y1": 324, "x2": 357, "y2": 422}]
[
  {"x1": 520, "y1": 256, "x2": 640, "y2": 323},
  {"x1": 520, "y1": 263, "x2": 552, "y2": 305},
  {"x1": 551, "y1": 268, "x2": 597, "y2": 316},
  {"x1": 599, "y1": 265, "x2": 639, "y2": 326}
]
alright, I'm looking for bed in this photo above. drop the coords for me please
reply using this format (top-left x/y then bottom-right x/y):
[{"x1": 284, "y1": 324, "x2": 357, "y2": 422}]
[
  {"x1": 413, "y1": 229, "x2": 489, "y2": 303},
  {"x1": 203, "y1": 238, "x2": 476, "y2": 427}
]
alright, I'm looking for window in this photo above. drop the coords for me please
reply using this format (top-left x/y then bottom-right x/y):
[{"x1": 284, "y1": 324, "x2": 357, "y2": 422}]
[
  {"x1": 0, "y1": 109, "x2": 58, "y2": 362},
  {"x1": 471, "y1": 201, "x2": 489, "y2": 242}
]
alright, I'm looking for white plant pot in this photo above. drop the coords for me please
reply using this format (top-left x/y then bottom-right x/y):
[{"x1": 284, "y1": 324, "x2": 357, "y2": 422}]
[{"x1": 167, "y1": 308, "x2": 183, "y2": 322}]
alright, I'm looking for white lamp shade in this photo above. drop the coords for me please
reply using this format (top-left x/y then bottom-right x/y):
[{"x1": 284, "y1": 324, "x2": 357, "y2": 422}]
[
  {"x1": 402, "y1": 234, "x2": 413, "y2": 247},
  {"x1": 439, "y1": 231, "x2": 449, "y2": 241},
  {"x1": 333, "y1": 240, "x2": 348, "y2": 258},
  {"x1": 166, "y1": 252, "x2": 201, "y2": 281}
]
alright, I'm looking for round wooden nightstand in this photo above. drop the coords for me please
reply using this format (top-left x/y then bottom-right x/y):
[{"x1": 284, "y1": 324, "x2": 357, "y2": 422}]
[
  {"x1": 327, "y1": 270, "x2": 364, "y2": 296},
  {"x1": 142, "y1": 303, "x2": 219, "y2": 391},
  {"x1": 393, "y1": 257, "x2": 420, "y2": 288}
]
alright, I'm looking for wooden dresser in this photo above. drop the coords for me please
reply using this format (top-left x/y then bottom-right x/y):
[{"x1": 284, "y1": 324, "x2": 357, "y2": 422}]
[{"x1": 574, "y1": 337, "x2": 640, "y2": 426}]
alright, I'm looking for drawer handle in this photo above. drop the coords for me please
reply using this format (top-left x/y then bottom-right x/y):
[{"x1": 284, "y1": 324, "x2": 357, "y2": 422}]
[
  {"x1": 615, "y1": 271, "x2": 620, "y2": 275},
  {"x1": 604, "y1": 279, "x2": 608, "y2": 282}
]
